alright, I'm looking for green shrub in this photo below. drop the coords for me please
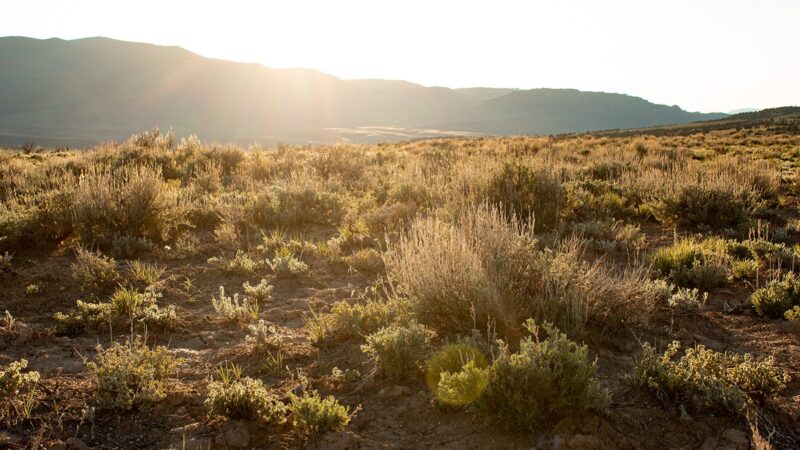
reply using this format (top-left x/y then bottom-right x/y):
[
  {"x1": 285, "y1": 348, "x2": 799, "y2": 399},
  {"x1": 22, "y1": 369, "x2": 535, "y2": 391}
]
[
  {"x1": 87, "y1": 339, "x2": 177, "y2": 410},
  {"x1": 635, "y1": 341, "x2": 789, "y2": 413},
  {"x1": 651, "y1": 238, "x2": 727, "y2": 289},
  {"x1": 481, "y1": 320, "x2": 607, "y2": 431},
  {"x1": 649, "y1": 184, "x2": 751, "y2": 228},
  {"x1": 205, "y1": 376, "x2": 286, "y2": 422},
  {"x1": 437, "y1": 360, "x2": 491, "y2": 407},
  {"x1": 72, "y1": 248, "x2": 118, "y2": 291},
  {"x1": 425, "y1": 342, "x2": 488, "y2": 398},
  {"x1": 425, "y1": 341, "x2": 491, "y2": 406},
  {"x1": 288, "y1": 390, "x2": 350, "y2": 434},
  {"x1": 785, "y1": 306, "x2": 800, "y2": 321},
  {"x1": 750, "y1": 272, "x2": 800, "y2": 318},
  {"x1": 487, "y1": 163, "x2": 564, "y2": 231},
  {"x1": 305, "y1": 299, "x2": 410, "y2": 344},
  {"x1": 110, "y1": 286, "x2": 158, "y2": 317},
  {"x1": 54, "y1": 300, "x2": 115, "y2": 336},
  {"x1": 361, "y1": 322, "x2": 434, "y2": 381}
]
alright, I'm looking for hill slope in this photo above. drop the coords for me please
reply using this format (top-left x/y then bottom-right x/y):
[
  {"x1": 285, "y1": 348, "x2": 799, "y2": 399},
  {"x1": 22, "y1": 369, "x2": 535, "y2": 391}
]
[{"x1": 0, "y1": 36, "x2": 728, "y2": 146}]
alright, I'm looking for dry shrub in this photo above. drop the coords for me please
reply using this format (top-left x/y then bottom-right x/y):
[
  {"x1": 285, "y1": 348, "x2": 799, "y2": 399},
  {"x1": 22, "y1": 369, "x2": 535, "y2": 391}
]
[{"x1": 72, "y1": 164, "x2": 188, "y2": 246}]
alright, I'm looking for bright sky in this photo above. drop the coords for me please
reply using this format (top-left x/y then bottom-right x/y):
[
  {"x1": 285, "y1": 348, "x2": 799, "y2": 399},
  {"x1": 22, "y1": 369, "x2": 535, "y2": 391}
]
[{"x1": 2, "y1": 0, "x2": 798, "y2": 113}]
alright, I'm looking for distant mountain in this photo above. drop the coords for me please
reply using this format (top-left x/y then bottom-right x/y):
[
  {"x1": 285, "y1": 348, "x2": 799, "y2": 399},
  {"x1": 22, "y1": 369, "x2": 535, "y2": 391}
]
[
  {"x1": 587, "y1": 107, "x2": 800, "y2": 137},
  {"x1": 0, "y1": 36, "x2": 728, "y2": 146}
]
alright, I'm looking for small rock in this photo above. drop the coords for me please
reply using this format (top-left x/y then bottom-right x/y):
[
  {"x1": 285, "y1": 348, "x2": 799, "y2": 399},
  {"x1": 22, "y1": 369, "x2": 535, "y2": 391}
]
[
  {"x1": 321, "y1": 431, "x2": 361, "y2": 450},
  {"x1": 567, "y1": 434, "x2": 601, "y2": 450},
  {"x1": 64, "y1": 437, "x2": 92, "y2": 450},
  {"x1": 223, "y1": 420, "x2": 250, "y2": 448},
  {"x1": 722, "y1": 428, "x2": 749, "y2": 448}
]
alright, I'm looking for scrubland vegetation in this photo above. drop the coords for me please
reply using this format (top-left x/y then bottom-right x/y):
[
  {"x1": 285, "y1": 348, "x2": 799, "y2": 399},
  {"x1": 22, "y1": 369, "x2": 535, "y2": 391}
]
[{"x1": 1, "y1": 126, "x2": 800, "y2": 448}]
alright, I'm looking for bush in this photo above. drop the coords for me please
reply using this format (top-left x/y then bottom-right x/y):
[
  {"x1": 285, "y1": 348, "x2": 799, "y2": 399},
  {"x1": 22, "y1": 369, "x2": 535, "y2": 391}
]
[
  {"x1": 72, "y1": 248, "x2": 118, "y2": 291},
  {"x1": 205, "y1": 376, "x2": 286, "y2": 422},
  {"x1": 668, "y1": 287, "x2": 708, "y2": 313},
  {"x1": 110, "y1": 285, "x2": 158, "y2": 317},
  {"x1": 487, "y1": 163, "x2": 564, "y2": 231},
  {"x1": 87, "y1": 339, "x2": 177, "y2": 410},
  {"x1": 425, "y1": 342, "x2": 490, "y2": 406},
  {"x1": 72, "y1": 164, "x2": 188, "y2": 246},
  {"x1": 635, "y1": 341, "x2": 789, "y2": 413},
  {"x1": 267, "y1": 248, "x2": 308, "y2": 277},
  {"x1": 288, "y1": 390, "x2": 350, "y2": 434},
  {"x1": 242, "y1": 279, "x2": 274, "y2": 303},
  {"x1": 750, "y1": 272, "x2": 800, "y2": 318},
  {"x1": 54, "y1": 300, "x2": 114, "y2": 336},
  {"x1": 0, "y1": 359, "x2": 40, "y2": 425},
  {"x1": 650, "y1": 184, "x2": 751, "y2": 228},
  {"x1": 211, "y1": 286, "x2": 259, "y2": 323},
  {"x1": 345, "y1": 248, "x2": 385, "y2": 273},
  {"x1": 207, "y1": 250, "x2": 262, "y2": 275},
  {"x1": 481, "y1": 320, "x2": 607, "y2": 431},
  {"x1": 651, "y1": 238, "x2": 727, "y2": 289},
  {"x1": 305, "y1": 299, "x2": 409, "y2": 344},
  {"x1": 437, "y1": 360, "x2": 491, "y2": 407},
  {"x1": 361, "y1": 322, "x2": 434, "y2": 381},
  {"x1": 785, "y1": 306, "x2": 800, "y2": 321}
]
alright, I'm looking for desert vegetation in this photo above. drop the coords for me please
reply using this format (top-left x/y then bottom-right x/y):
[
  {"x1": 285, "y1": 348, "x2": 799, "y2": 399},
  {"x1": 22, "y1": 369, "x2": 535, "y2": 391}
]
[{"x1": 1, "y1": 126, "x2": 799, "y2": 448}]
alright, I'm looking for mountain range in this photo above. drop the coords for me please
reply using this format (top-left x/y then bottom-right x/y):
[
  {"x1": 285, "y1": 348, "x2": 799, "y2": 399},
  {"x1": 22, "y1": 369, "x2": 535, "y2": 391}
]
[{"x1": 0, "y1": 36, "x2": 729, "y2": 146}]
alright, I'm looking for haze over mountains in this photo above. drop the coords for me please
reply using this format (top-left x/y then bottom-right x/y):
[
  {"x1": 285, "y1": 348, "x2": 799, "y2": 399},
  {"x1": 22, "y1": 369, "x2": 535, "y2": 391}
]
[{"x1": 0, "y1": 36, "x2": 729, "y2": 146}]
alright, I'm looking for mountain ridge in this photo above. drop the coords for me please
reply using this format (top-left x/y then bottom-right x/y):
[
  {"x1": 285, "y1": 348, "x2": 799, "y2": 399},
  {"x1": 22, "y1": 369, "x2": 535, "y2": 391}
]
[{"x1": 0, "y1": 36, "x2": 728, "y2": 146}]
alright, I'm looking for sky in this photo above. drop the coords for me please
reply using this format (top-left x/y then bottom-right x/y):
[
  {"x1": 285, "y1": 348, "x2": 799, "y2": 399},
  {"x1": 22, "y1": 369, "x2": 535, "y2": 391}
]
[{"x1": 1, "y1": 0, "x2": 798, "y2": 113}]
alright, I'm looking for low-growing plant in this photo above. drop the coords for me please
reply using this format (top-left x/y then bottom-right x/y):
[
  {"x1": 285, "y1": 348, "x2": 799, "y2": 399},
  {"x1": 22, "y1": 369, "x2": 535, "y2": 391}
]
[
  {"x1": 127, "y1": 260, "x2": 165, "y2": 285},
  {"x1": 668, "y1": 287, "x2": 708, "y2": 313},
  {"x1": 750, "y1": 271, "x2": 800, "y2": 318},
  {"x1": 425, "y1": 341, "x2": 490, "y2": 406},
  {"x1": 247, "y1": 319, "x2": 280, "y2": 347},
  {"x1": 436, "y1": 360, "x2": 491, "y2": 407},
  {"x1": 0, "y1": 251, "x2": 12, "y2": 272},
  {"x1": 54, "y1": 300, "x2": 115, "y2": 336},
  {"x1": 205, "y1": 375, "x2": 286, "y2": 422},
  {"x1": 330, "y1": 367, "x2": 361, "y2": 389},
  {"x1": 481, "y1": 320, "x2": 607, "y2": 431},
  {"x1": 305, "y1": 299, "x2": 409, "y2": 344},
  {"x1": 72, "y1": 248, "x2": 118, "y2": 291},
  {"x1": 267, "y1": 248, "x2": 308, "y2": 277},
  {"x1": 635, "y1": 341, "x2": 790, "y2": 413},
  {"x1": 87, "y1": 338, "x2": 177, "y2": 410},
  {"x1": 242, "y1": 279, "x2": 274, "y2": 303},
  {"x1": 785, "y1": 305, "x2": 800, "y2": 321},
  {"x1": 346, "y1": 248, "x2": 385, "y2": 273},
  {"x1": 651, "y1": 238, "x2": 727, "y2": 289},
  {"x1": 261, "y1": 350, "x2": 287, "y2": 376},
  {"x1": 207, "y1": 250, "x2": 262, "y2": 275},
  {"x1": 110, "y1": 285, "x2": 159, "y2": 317},
  {"x1": 138, "y1": 304, "x2": 179, "y2": 330},
  {"x1": 25, "y1": 283, "x2": 40, "y2": 296},
  {"x1": 0, "y1": 359, "x2": 40, "y2": 425},
  {"x1": 288, "y1": 390, "x2": 351, "y2": 434},
  {"x1": 361, "y1": 322, "x2": 434, "y2": 381},
  {"x1": 211, "y1": 286, "x2": 259, "y2": 322}
]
